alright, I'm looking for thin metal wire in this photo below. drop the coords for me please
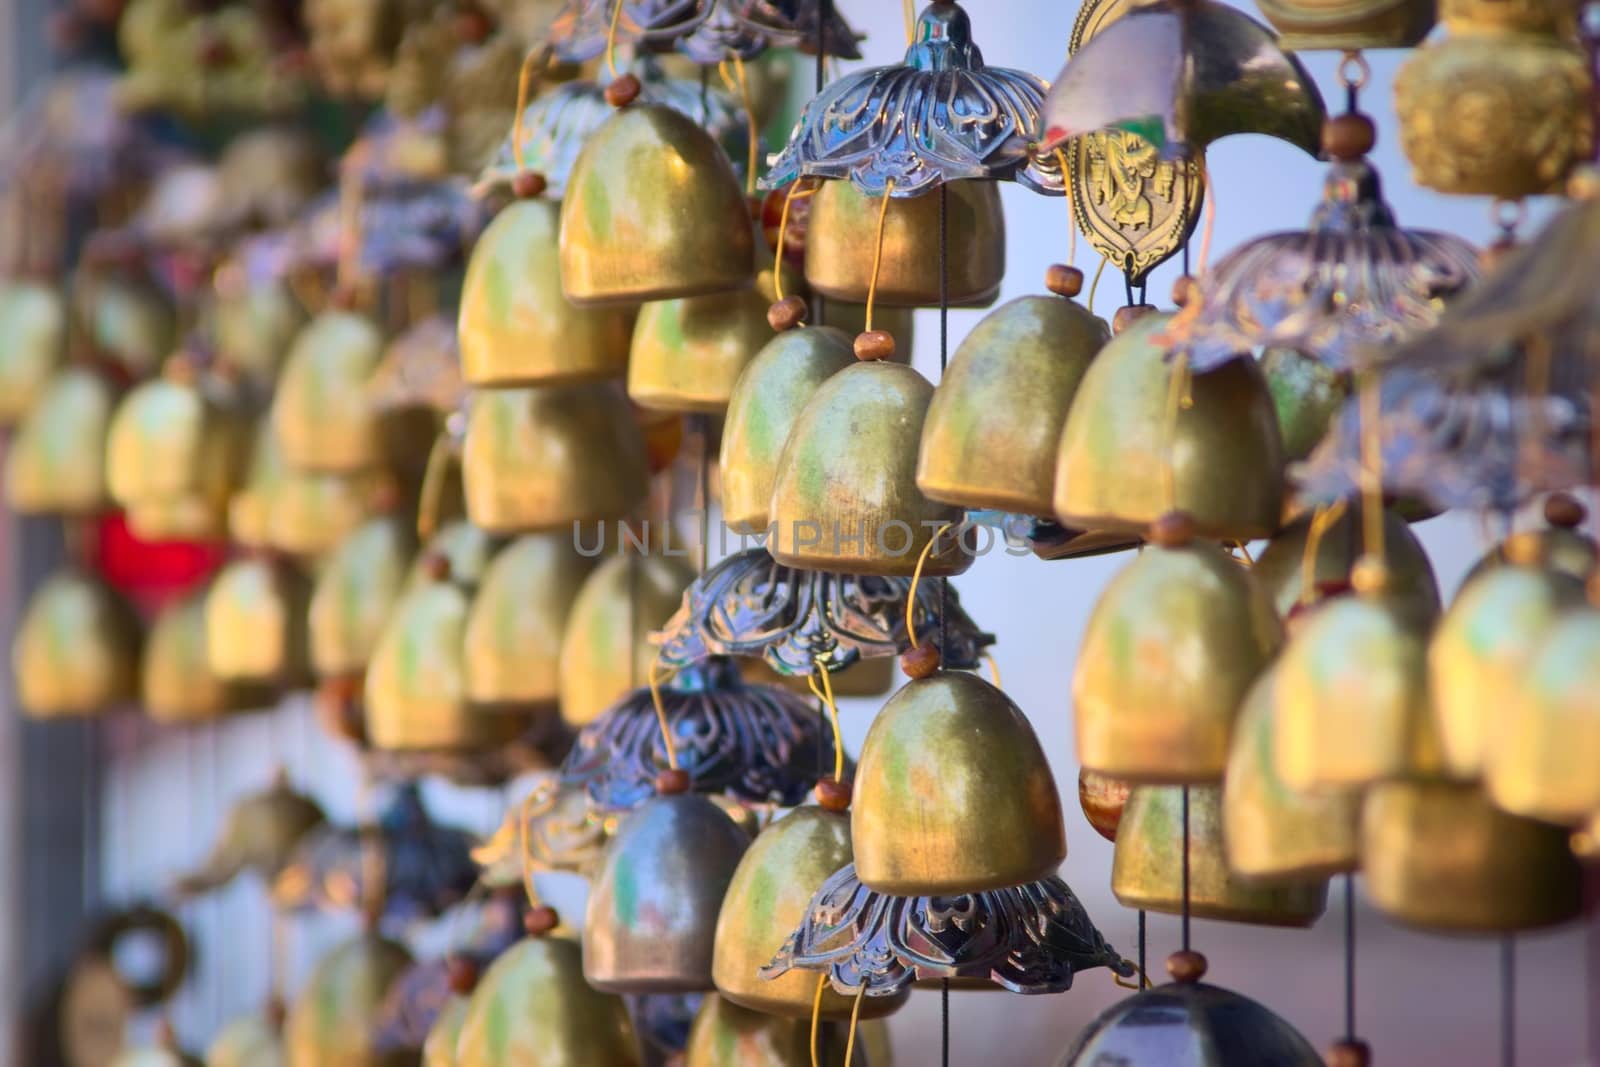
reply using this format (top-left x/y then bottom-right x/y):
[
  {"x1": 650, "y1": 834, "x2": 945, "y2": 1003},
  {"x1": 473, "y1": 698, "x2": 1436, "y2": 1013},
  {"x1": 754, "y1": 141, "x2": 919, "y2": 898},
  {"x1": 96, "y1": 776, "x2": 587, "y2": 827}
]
[
  {"x1": 1137, "y1": 910, "x2": 1147, "y2": 988},
  {"x1": 1180, "y1": 785, "x2": 1191, "y2": 953},
  {"x1": 942, "y1": 977, "x2": 951, "y2": 1067},
  {"x1": 811, "y1": 0, "x2": 829, "y2": 326},
  {"x1": 939, "y1": 183, "x2": 951, "y2": 662},
  {"x1": 1502, "y1": 935, "x2": 1516, "y2": 1067},
  {"x1": 1344, "y1": 873, "x2": 1356, "y2": 1040}
]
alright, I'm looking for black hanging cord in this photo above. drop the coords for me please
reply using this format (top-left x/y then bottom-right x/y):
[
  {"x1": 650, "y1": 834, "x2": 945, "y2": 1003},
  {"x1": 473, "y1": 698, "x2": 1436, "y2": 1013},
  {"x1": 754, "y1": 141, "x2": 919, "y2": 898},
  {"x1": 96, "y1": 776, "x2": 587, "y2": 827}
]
[
  {"x1": 942, "y1": 976, "x2": 951, "y2": 1067},
  {"x1": 1344, "y1": 872, "x2": 1357, "y2": 1041},
  {"x1": 1137, "y1": 910, "x2": 1147, "y2": 987},
  {"x1": 1180, "y1": 785, "x2": 1191, "y2": 953},
  {"x1": 938, "y1": 183, "x2": 951, "y2": 661},
  {"x1": 811, "y1": 0, "x2": 830, "y2": 326},
  {"x1": 694, "y1": 414, "x2": 712, "y2": 575},
  {"x1": 1502, "y1": 935, "x2": 1516, "y2": 1067}
]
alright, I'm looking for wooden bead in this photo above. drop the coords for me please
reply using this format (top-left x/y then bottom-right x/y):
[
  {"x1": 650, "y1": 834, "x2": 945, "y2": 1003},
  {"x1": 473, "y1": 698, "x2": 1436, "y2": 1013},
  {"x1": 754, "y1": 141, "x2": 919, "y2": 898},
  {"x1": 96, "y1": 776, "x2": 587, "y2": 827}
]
[
  {"x1": 1045, "y1": 264, "x2": 1084, "y2": 298},
  {"x1": 265, "y1": 995, "x2": 288, "y2": 1030},
  {"x1": 605, "y1": 73, "x2": 642, "y2": 108},
  {"x1": 1326, "y1": 1039, "x2": 1372, "y2": 1067},
  {"x1": 900, "y1": 643, "x2": 941, "y2": 679},
  {"x1": 423, "y1": 553, "x2": 452, "y2": 583},
  {"x1": 655, "y1": 767, "x2": 691, "y2": 795},
  {"x1": 456, "y1": 7, "x2": 493, "y2": 42},
  {"x1": 1148, "y1": 510, "x2": 1196, "y2": 549},
  {"x1": 1543, "y1": 491, "x2": 1586, "y2": 529},
  {"x1": 815, "y1": 777, "x2": 853, "y2": 812},
  {"x1": 524, "y1": 905, "x2": 561, "y2": 937},
  {"x1": 1350, "y1": 554, "x2": 1391, "y2": 595},
  {"x1": 447, "y1": 957, "x2": 480, "y2": 994},
  {"x1": 768, "y1": 295, "x2": 808, "y2": 332},
  {"x1": 511, "y1": 171, "x2": 547, "y2": 199},
  {"x1": 1322, "y1": 112, "x2": 1376, "y2": 161},
  {"x1": 854, "y1": 330, "x2": 895, "y2": 361},
  {"x1": 1165, "y1": 949, "x2": 1208, "y2": 984},
  {"x1": 1112, "y1": 303, "x2": 1157, "y2": 335},
  {"x1": 1171, "y1": 274, "x2": 1199, "y2": 308}
]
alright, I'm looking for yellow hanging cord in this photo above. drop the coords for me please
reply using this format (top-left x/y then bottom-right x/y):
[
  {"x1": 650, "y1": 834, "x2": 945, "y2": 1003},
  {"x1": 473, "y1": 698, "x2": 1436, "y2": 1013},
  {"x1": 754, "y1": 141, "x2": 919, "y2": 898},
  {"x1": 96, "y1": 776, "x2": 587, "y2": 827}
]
[
  {"x1": 415, "y1": 432, "x2": 453, "y2": 541},
  {"x1": 1233, "y1": 541, "x2": 1254, "y2": 566},
  {"x1": 1052, "y1": 149, "x2": 1078, "y2": 265},
  {"x1": 510, "y1": 46, "x2": 551, "y2": 173},
  {"x1": 1113, "y1": 962, "x2": 1149, "y2": 990},
  {"x1": 1356, "y1": 369, "x2": 1385, "y2": 563},
  {"x1": 984, "y1": 652, "x2": 1003, "y2": 688},
  {"x1": 518, "y1": 790, "x2": 546, "y2": 908},
  {"x1": 903, "y1": 0, "x2": 915, "y2": 43},
  {"x1": 1161, "y1": 353, "x2": 1193, "y2": 511},
  {"x1": 843, "y1": 985, "x2": 866, "y2": 1065},
  {"x1": 1300, "y1": 500, "x2": 1348, "y2": 606},
  {"x1": 905, "y1": 520, "x2": 957, "y2": 649},
  {"x1": 1195, "y1": 157, "x2": 1216, "y2": 276},
  {"x1": 771, "y1": 182, "x2": 817, "y2": 303},
  {"x1": 605, "y1": 0, "x2": 625, "y2": 77},
  {"x1": 648, "y1": 654, "x2": 682, "y2": 770},
  {"x1": 810, "y1": 974, "x2": 827, "y2": 1067},
  {"x1": 864, "y1": 179, "x2": 896, "y2": 331},
  {"x1": 806, "y1": 660, "x2": 845, "y2": 782},
  {"x1": 720, "y1": 55, "x2": 760, "y2": 197},
  {"x1": 1087, "y1": 256, "x2": 1108, "y2": 317},
  {"x1": 336, "y1": 145, "x2": 368, "y2": 298}
]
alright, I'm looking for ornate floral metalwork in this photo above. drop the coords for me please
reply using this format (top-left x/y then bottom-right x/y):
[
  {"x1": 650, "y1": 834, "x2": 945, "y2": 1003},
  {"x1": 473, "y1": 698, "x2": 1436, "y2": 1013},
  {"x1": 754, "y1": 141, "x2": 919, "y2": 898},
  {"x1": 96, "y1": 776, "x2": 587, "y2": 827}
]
[
  {"x1": 653, "y1": 548, "x2": 995, "y2": 676},
  {"x1": 561, "y1": 657, "x2": 833, "y2": 813},
  {"x1": 763, "y1": 863, "x2": 1134, "y2": 996},
  {"x1": 1171, "y1": 159, "x2": 1479, "y2": 373},
  {"x1": 545, "y1": 0, "x2": 860, "y2": 63},
  {"x1": 763, "y1": 0, "x2": 1061, "y2": 196}
]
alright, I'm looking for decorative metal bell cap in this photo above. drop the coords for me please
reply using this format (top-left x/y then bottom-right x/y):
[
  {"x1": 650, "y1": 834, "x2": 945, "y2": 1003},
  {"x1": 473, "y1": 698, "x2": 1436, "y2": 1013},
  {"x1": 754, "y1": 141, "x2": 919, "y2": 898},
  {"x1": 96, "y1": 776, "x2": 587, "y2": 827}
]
[
  {"x1": 854, "y1": 671, "x2": 1065, "y2": 894},
  {"x1": 768, "y1": 361, "x2": 969, "y2": 576},
  {"x1": 1059, "y1": 951, "x2": 1321, "y2": 1066},
  {"x1": 309, "y1": 515, "x2": 418, "y2": 680},
  {"x1": 0, "y1": 279, "x2": 65, "y2": 427},
  {"x1": 1037, "y1": 0, "x2": 1325, "y2": 160},
  {"x1": 458, "y1": 197, "x2": 634, "y2": 388},
  {"x1": 544, "y1": 0, "x2": 861, "y2": 65},
  {"x1": 685, "y1": 995, "x2": 892, "y2": 1067},
  {"x1": 204, "y1": 556, "x2": 313, "y2": 688},
  {"x1": 1222, "y1": 665, "x2": 1359, "y2": 884},
  {"x1": 1112, "y1": 785, "x2": 1327, "y2": 926},
  {"x1": 175, "y1": 770, "x2": 325, "y2": 897},
  {"x1": 655, "y1": 546, "x2": 994, "y2": 678},
  {"x1": 285, "y1": 935, "x2": 413, "y2": 1067},
  {"x1": 559, "y1": 96, "x2": 754, "y2": 305},
  {"x1": 584, "y1": 791, "x2": 751, "y2": 992},
  {"x1": 455, "y1": 934, "x2": 642, "y2": 1066},
  {"x1": 1255, "y1": 0, "x2": 1434, "y2": 49},
  {"x1": 1362, "y1": 780, "x2": 1583, "y2": 932},
  {"x1": 1427, "y1": 536, "x2": 1586, "y2": 780},
  {"x1": 143, "y1": 591, "x2": 249, "y2": 725},
  {"x1": 1073, "y1": 525, "x2": 1283, "y2": 783},
  {"x1": 765, "y1": 0, "x2": 1058, "y2": 196},
  {"x1": 6, "y1": 366, "x2": 114, "y2": 516},
  {"x1": 919, "y1": 294, "x2": 1109, "y2": 517},
  {"x1": 1250, "y1": 505, "x2": 1439, "y2": 626},
  {"x1": 270, "y1": 309, "x2": 386, "y2": 473},
  {"x1": 559, "y1": 553, "x2": 695, "y2": 726},
  {"x1": 1461, "y1": 495, "x2": 1597, "y2": 586},
  {"x1": 461, "y1": 383, "x2": 649, "y2": 534},
  {"x1": 1053, "y1": 313, "x2": 1286, "y2": 542},
  {"x1": 205, "y1": 1010, "x2": 284, "y2": 1067},
  {"x1": 14, "y1": 569, "x2": 141, "y2": 717},
  {"x1": 802, "y1": 179, "x2": 1005, "y2": 307},
  {"x1": 562, "y1": 658, "x2": 833, "y2": 812},
  {"x1": 626, "y1": 264, "x2": 778, "y2": 414}
]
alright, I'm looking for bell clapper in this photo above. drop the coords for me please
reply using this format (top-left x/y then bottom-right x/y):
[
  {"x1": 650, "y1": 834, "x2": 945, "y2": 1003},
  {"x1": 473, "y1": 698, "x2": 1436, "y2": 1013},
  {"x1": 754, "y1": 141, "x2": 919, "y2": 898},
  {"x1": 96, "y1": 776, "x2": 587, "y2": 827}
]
[
  {"x1": 1166, "y1": 948, "x2": 1207, "y2": 983},
  {"x1": 524, "y1": 903, "x2": 560, "y2": 938}
]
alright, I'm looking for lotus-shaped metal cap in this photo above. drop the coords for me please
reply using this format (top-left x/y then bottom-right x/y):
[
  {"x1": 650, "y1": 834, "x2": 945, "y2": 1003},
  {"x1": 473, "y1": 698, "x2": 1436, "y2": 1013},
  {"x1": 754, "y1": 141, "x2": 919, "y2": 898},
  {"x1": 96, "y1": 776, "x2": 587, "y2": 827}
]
[
  {"x1": 285, "y1": 935, "x2": 413, "y2": 1067},
  {"x1": 545, "y1": 0, "x2": 861, "y2": 64},
  {"x1": 1038, "y1": 0, "x2": 1324, "y2": 160},
  {"x1": 766, "y1": 0, "x2": 1060, "y2": 196},
  {"x1": 175, "y1": 771, "x2": 326, "y2": 896}
]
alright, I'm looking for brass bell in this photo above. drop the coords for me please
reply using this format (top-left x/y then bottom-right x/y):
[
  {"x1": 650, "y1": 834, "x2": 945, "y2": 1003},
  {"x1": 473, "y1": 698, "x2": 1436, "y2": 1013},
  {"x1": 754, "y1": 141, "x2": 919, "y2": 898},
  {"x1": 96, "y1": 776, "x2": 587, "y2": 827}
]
[
  {"x1": 719, "y1": 325, "x2": 855, "y2": 534},
  {"x1": 309, "y1": 515, "x2": 418, "y2": 681},
  {"x1": 768, "y1": 362, "x2": 969, "y2": 576},
  {"x1": 211, "y1": 273, "x2": 305, "y2": 385},
  {"x1": 918, "y1": 295, "x2": 1109, "y2": 517},
  {"x1": 1251, "y1": 504, "x2": 1440, "y2": 625},
  {"x1": 854, "y1": 672, "x2": 1065, "y2": 894},
  {"x1": 1254, "y1": 0, "x2": 1433, "y2": 50},
  {"x1": 1260, "y1": 348, "x2": 1347, "y2": 462},
  {"x1": 804, "y1": 180, "x2": 1004, "y2": 307},
  {"x1": 455, "y1": 935, "x2": 641, "y2": 1066},
  {"x1": 6, "y1": 366, "x2": 114, "y2": 515},
  {"x1": 271, "y1": 309, "x2": 386, "y2": 473},
  {"x1": 558, "y1": 553, "x2": 694, "y2": 725},
  {"x1": 1461, "y1": 516, "x2": 1596, "y2": 586},
  {"x1": 461, "y1": 384, "x2": 649, "y2": 533},
  {"x1": 144, "y1": 591, "x2": 243, "y2": 725},
  {"x1": 714, "y1": 806, "x2": 906, "y2": 1020},
  {"x1": 285, "y1": 934, "x2": 413, "y2": 1067},
  {"x1": 0, "y1": 279, "x2": 65, "y2": 427},
  {"x1": 72, "y1": 273, "x2": 175, "y2": 379},
  {"x1": 174, "y1": 770, "x2": 325, "y2": 895},
  {"x1": 464, "y1": 533, "x2": 596, "y2": 712},
  {"x1": 421, "y1": 994, "x2": 466, "y2": 1067},
  {"x1": 1053, "y1": 313, "x2": 1285, "y2": 542},
  {"x1": 1441, "y1": 0, "x2": 1573, "y2": 33},
  {"x1": 1221, "y1": 665, "x2": 1359, "y2": 884},
  {"x1": 412, "y1": 519, "x2": 496, "y2": 588},
  {"x1": 1073, "y1": 532, "x2": 1283, "y2": 783},
  {"x1": 626, "y1": 278, "x2": 774, "y2": 414},
  {"x1": 204, "y1": 556, "x2": 313, "y2": 687},
  {"x1": 458, "y1": 197, "x2": 633, "y2": 387},
  {"x1": 1427, "y1": 534, "x2": 1585, "y2": 780},
  {"x1": 560, "y1": 102, "x2": 753, "y2": 305},
  {"x1": 685, "y1": 995, "x2": 892, "y2": 1067},
  {"x1": 231, "y1": 422, "x2": 372, "y2": 558},
  {"x1": 584, "y1": 792, "x2": 751, "y2": 992},
  {"x1": 1361, "y1": 780, "x2": 1583, "y2": 932},
  {"x1": 1112, "y1": 785, "x2": 1327, "y2": 926},
  {"x1": 14, "y1": 569, "x2": 141, "y2": 718},
  {"x1": 205, "y1": 1011, "x2": 284, "y2": 1067}
]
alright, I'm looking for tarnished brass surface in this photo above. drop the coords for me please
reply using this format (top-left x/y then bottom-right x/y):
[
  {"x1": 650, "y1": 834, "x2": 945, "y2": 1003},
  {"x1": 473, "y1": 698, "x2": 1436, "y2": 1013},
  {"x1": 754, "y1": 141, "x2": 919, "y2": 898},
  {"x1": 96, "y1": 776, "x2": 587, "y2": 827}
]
[
  {"x1": 212, "y1": 276, "x2": 305, "y2": 384},
  {"x1": 685, "y1": 996, "x2": 889, "y2": 1067},
  {"x1": 464, "y1": 534, "x2": 595, "y2": 709},
  {"x1": 204, "y1": 557, "x2": 312, "y2": 687},
  {"x1": 106, "y1": 376, "x2": 250, "y2": 536},
  {"x1": 558, "y1": 553, "x2": 694, "y2": 726},
  {"x1": 310, "y1": 516, "x2": 417, "y2": 678},
  {"x1": 1250, "y1": 506, "x2": 1439, "y2": 625},
  {"x1": 285, "y1": 936, "x2": 413, "y2": 1067},
  {"x1": 73, "y1": 274, "x2": 175, "y2": 379},
  {"x1": 1260, "y1": 348, "x2": 1346, "y2": 462},
  {"x1": 144, "y1": 592, "x2": 238, "y2": 724},
  {"x1": 6, "y1": 367, "x2": 113, "y2": 515},
  {"x1": 14, "y1": 570, "x2": 140, "y2": 717},
  {"x1": 1462, "y1": 528, "x2": 1597, "y2": 587},
  {"x1": 1440, "y1": 0, "x2": 1573, "y2": 33},
  {"x1": 1257, "y1": 0, "x2": 1434, "y2": 50},
  {"x1": 272, "y1": 310, "x2": 386, "y2": 473},
  {"x1": 627, "y1": 283, "x2": 773, "y2": 414},
  {"x1": 0, "y1": 280, "x2": 65, "y2": 426}
]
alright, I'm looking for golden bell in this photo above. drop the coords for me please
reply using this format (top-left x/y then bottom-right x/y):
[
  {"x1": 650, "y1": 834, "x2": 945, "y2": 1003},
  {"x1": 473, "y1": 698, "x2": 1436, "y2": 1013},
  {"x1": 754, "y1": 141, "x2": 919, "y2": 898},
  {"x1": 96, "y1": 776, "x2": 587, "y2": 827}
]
[
  {"x1": 309, "y1": 516, "x2": 418, "y2": 680},
  {"x1": 1251, "y1": 505, "x2": 1439, "y2": 625},
  {"x1": 1054, "y1": 314, "x2": 1285, "y2": 542},
  {"x1": 803, "y1": 180, "x2": 1004, "y2": 307},
  {"x1": 584, "y1": 793, "x2": 751, "y2": 992},
  {"x1": 285, "y1": 934, "x2": 413, "y2": 1067},
  {"x1": 1259, "y1": 348, "x2": 1347, "y2": 463},
  {"x1": 175, "y1": 770, "x2": 325, "y2": 895},
  {"x1": 854, "y1": 672, "x2": 1065, "y2": 894},
  {"x1": 1427, "y1": 541, "x2": 1585, "y2": 780},
  {"x1": 558, "y1": 553, "x2": 694, "y2": 725},
  {"x1": 1489, "y1": 605, "x2": 1600, "y2": 823},
  {"x1": 1073, "y1": 538, "x2": 1283, "y2": 783},
  {"x1": 1254, "y1": 0, "x2": 1433, "y2": 50},
  {"x1": 560, "y1": 103, "x2": 753, "y2": 305},
  {"x1": 1221, "y1": 666, "x2": 1359, "y2": 883},
  {"x1": 230, "y1": 423, "x2": 371, "y2": 557},
  {"x1": 719, "y1": 325, "x2": 855, "y2": 534},
  {"x1": 14, "y1": 569, "x2": 141, "y2": 717},
  {"x1": 1361, "y1": 780, "x2": 1583, "y2": 932},
  {"x1": 626, "y1": 282, "x2": 773, "y2": 414},
  {"x1": 204, "y1": 556, "x2": 313, "y2": 687},
  {"x1": 144, "y1": 591, "x2": 242, "y2": 724},
  {"x1": 461, "y1": 384, "x2": 649, "y2": 533},
  {"x1": 0, "y1": 279, "x2": 65, "y2": 426},
  {"x1": 205, "y1": 1012, "x2": 283, "y2": 1067},
  {"x1": 918, "y1": 295, "x2": 1109, "y2": 517},
  {"x1": 421, "y1": 995, "x2": 467, "y2": 1067},
  {"x1": 73, "y1": 273, "x2": 175, "y2": 379},
  {"x1": 464, "y1": 533, "x2": 596, "y2": 711},
  {"x1": 768, "y1": 362, "x2": 969, "y2": 576},
  {"x1": 455, "y1": 935, "x2": 640, "y2": 1067},
  {"x1": 713, "y1": 806, "x2": 906, "y2": 1020},
  {"x1": 6, "y1": 366, "x2": 114, "y2": 515},
  {"x1": 458, "y1": 197, "x2": 633, "y2": 387},
  {"x1": 271, "y1": 309, "x2": 386, "y2": 473},
  {"x1": 412, "y1": 519, "x2": 496, "y2": 588},
  {"x1": 685, "y1": 995, "x2": 891, "y2": 1067},
  {"x1": 1112, "y1": 785, "x2": 1327, "y2": 926},
  {"x1": 1462, "y1": 526, "x2": 1597, "y2": 587},
  {"x1": 1441, "y1": 0, "x2": 1573, "y2": 33},
  {"x1": 212, "y1": 275, "x2": 305, "y2": 385}
]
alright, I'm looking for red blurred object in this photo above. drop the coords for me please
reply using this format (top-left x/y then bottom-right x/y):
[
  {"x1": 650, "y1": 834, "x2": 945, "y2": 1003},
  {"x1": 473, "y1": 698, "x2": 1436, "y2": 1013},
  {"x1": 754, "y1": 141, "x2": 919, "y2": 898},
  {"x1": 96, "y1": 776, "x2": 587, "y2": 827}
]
[
  {"x1": 92, "y1": 512, "x2": 226, "y2": 615},
  {"x1": 760, "y1": 182, "x2": 812, "y2": 269}
]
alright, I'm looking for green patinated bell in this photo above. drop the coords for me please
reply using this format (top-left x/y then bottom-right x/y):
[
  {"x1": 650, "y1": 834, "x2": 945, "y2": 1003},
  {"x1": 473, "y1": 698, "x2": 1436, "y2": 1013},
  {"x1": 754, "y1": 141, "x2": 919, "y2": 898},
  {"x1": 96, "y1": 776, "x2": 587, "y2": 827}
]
[
  {"x1": 626, "y1": 280, "x2": 774, "y2": 414},
  {"x1": 205, "y1": 1011, "x2": 284, "y2": 1067},
  {"x1": 73, "y1": 273, "x2": 175, "y2": 379},
  {"x1": 1250, "y1": 505, "x2": 1439, "y2": 625},
  {"x1": 0, "y1": 279, "x2": 66, "y2": 426},
  {"x1": 144, "y1": 590, "x2": 247, "y2": 725},
  {"x1": 464, "y1": 533, "x2": 596, "y2": 711},
  {"x1": 285, "y1": 935, "x2": 413, "y2": 1067},
  {"x1": 6, "y1": 366, "x2": 115, "y2": 516},
  {"x1": 14, "y1": 569, "x2": 141, "y2": 718},
  {"x1": 271, "y1": 310, "x2": 386, "y2": 473},
  {"x1": 1260, "y1": 347, "x2": 1347, "y2": 462},
  {"x1": 558, "y1": 553, "x2": 694, "y2": 726},
  {"x1": 309, "y1": 516, "x2": 417, "y2": 680},
  {"x1": 421, "y1": 994, "x2": 468, "y2": 1067},
  {"x1": 204, "y1": 556, "x2": 313, "y2": 688}
]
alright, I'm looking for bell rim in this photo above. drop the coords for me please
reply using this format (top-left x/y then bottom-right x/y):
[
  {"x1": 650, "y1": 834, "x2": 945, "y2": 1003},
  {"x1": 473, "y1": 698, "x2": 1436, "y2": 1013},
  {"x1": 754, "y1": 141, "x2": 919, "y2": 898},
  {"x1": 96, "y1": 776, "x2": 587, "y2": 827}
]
[{"x1": 563, "y1": 275, "x2": 756, "y2": 308}]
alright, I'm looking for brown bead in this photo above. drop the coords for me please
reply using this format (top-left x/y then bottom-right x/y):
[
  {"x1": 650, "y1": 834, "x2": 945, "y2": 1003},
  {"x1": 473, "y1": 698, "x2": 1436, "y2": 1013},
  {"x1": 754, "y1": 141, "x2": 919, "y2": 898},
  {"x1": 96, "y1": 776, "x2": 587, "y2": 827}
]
[
  {"x1": 815, "y1": 777, "x2": 853, "y2": 812},
  {"x1": 854, "y1": 330, "x2": 895, "y2": 362},
  {"x1": 1170, "y1": 274, "x2": 1200, "y2": 308},
  {"x1": 767, "y1": 295, "x2": 808, "y2": 332},
  {"x1": 1148, "y1": 510, "x2": 1196, "y2": 549},
  {"x1": 1543, "y1": 491, "x2": 1587, "y2": 529},
  {"x1": 1045, "y1": 264, "x2": 1084, "y2": 298},
  {"x1": 316, "y1": 677, "x2": 367, "y2": 746},
  {"x1": 1349, "y1": 554, "x2": 1392, "y2": 596},
  {"x1": 655, "y1": 767, "x2": 691, "y2": 795},
  {"x1": 446, "y1": 956, "x2": 480, "y2": 994},
  {"x1": 265, "y1": 995, "x2": 288, "y2": 1030},
  {"x1": 330, "y1": 284, "x2": 361, "y2": 311},
  {"x1": 1078, "y1": 768, "x2": 1130, "y2": 843},
  {"x1": 1165, "y1": 949, "x2": 1208, "y2": 984},
  {"x1": 511, "y1": 171, "x2": 547, "y2": 199},
  {"x1": 900, "y1": 643, "x2": 941, "y2": 679},
  {"x1": 1326, "y1": 1039, "x2": 1372, "y2": 1067},
  {"x1": 1112, "y1": 303, "x2": 1157, "y2": 335},
  {"x1": 423, "y1": 553, "x2": 452, "y2": 583},
  {"x1": 456, "y1": 7, "x2": 493, "y2": 43},
  {"x1": 524, "y1": 905, "x2": 561, "y2": 937},
  {"x1": 1480, "y1": 236, "x2": 1518, "y2": 273},
  {"x1": 1322, "y1": 112, "x2": 1376, "y2": 161},
  {"x1": 604, "y1": 73, "x2": 642, "y2": 108}
]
